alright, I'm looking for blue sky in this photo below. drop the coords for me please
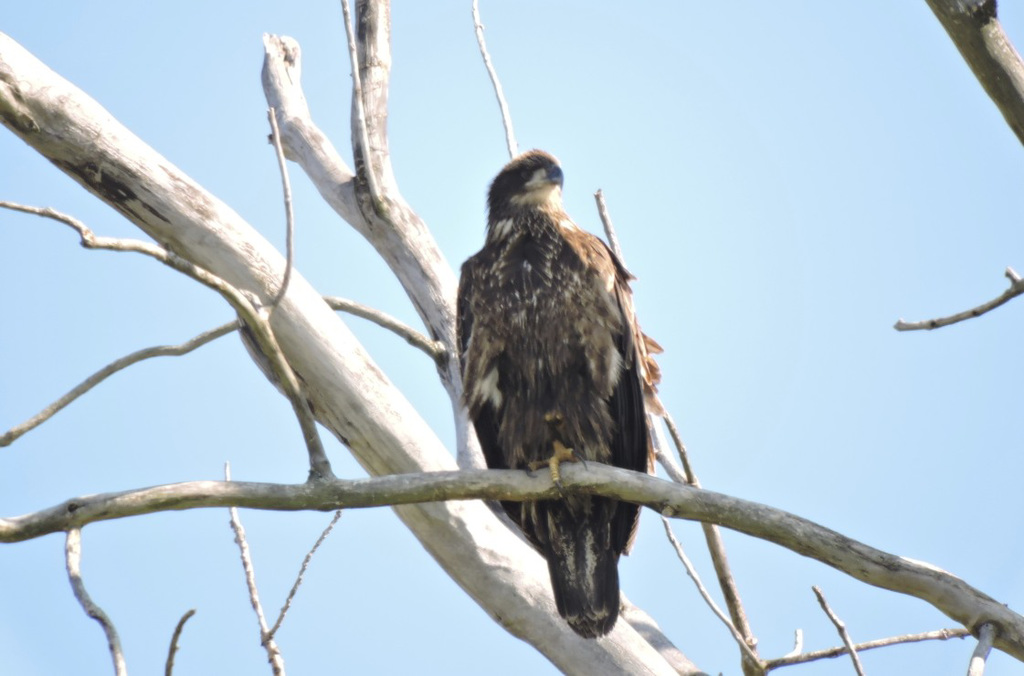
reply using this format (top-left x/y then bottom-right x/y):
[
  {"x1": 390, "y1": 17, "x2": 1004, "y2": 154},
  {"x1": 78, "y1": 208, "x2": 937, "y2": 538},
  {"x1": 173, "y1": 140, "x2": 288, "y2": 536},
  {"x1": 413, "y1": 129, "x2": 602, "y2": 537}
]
[{"x1": 3, "y1": 2, "x2": 1024, "y2": 674}]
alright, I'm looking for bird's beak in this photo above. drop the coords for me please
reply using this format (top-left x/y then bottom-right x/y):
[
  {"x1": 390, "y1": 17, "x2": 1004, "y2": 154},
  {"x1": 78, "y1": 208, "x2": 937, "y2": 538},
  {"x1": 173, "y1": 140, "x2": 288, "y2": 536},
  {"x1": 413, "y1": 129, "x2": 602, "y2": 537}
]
[{"x1": 547, "y1": 164, "x2": 564, "y2": 188}]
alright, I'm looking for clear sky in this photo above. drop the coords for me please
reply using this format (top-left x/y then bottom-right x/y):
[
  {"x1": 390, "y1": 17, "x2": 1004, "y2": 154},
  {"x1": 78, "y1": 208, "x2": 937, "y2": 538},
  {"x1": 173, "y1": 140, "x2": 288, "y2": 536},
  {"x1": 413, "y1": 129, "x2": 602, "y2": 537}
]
[{"x1": 3, "y1": 2, "x2": 1024, "y2": 674}]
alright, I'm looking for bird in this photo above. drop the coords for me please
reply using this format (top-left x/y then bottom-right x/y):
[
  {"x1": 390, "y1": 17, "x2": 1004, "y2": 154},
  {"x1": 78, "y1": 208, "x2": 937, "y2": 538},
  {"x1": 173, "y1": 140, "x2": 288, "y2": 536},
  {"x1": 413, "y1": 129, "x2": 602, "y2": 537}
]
[{"x1": 457, "y1": 149, "x2": 661, "y2": 638}]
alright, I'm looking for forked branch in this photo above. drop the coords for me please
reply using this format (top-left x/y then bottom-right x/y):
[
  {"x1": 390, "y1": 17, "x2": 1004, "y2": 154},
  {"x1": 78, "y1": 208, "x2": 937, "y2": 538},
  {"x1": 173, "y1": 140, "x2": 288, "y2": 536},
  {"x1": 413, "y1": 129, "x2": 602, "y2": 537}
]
[
  {"x1": 813, "y1": 585, "x2": 865, "y2": 676},
  {"x1": 226, "y1": 464, "x2": 286, "y2": 674},
  {"x1": 763, "y1": 627, "x2": 970, "y2": 670},
  {"x1": 0, "y1": 201, "x2": 332, "y2": 479}
]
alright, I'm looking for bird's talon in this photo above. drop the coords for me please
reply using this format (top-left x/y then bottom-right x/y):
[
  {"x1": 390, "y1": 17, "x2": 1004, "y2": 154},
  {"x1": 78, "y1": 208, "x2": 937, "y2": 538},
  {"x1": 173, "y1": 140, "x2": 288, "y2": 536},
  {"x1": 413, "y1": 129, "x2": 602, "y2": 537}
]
[{"x1": 545, "y1": 440, "x2": 577, "y2": 489}]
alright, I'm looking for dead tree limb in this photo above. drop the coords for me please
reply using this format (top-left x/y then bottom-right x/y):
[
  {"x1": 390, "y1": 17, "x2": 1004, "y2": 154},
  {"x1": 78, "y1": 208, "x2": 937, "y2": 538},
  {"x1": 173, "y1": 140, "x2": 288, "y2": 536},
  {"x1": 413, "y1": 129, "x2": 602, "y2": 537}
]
[
  {"x1": 3, "y1": 465, "x2": 1024, "y2": 664},
  {"x1": 925, "y1": 0, "x2": 1024, "y2": 146}
]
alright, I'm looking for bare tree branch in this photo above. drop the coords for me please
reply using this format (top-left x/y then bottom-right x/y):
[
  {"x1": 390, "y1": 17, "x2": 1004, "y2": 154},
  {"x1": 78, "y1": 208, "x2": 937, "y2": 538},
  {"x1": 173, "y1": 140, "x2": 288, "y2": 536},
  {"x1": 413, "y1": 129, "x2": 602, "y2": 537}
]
[
  {"x1": 260, "y1": 31, "x2": 483, "y2": 471},
  {"x1": 0, "y1": 200, "x2": 332, "y2": 479},
  {"x1": 651, "y1": 420, "x2": 760, "y2": 672},
  {"x1": 661, "y1": 517, "x2": 761, "y2": 668},
  {"x1": 267, "y1": 107, "x2": 295, "y2": 309},
  {"x1": 662, "y1": 410, "x2": 700, "y2": 486},
  {"x1": 165, "y1": 609, "x2": 197, "y2": 676},
  {"x1": 266, "y1": 510, "x2": 343, "y2": 642},
  {"x1": 651, "y1": 421, "x2": 689, "y2": 484},
  {"x1": 65, "y1": 528, "x2": 127, "y2": 676},
  {"x1": 618, "y1": 600, "x2": 703, "y2": 674},
  {"x1": 227, "y1": 464, "x2": 286, "y2": 675},
  {"x1": 656, "y1": 413, "x2": 759, "y2": 669},
  {"x1": 813, "y1": 585, "x2": 865, "y2": 676},
  {"x1": 925, "y1": 0, "x2": 1024, "y2": 146},
  {"x1": 6, "y1": 464, "x2": 1024, "y2": 663},
  {"x1": 969, "y1": 623, "x2": 998, "y2": 676},
  {"x1": 341, "y1": 2, "x2": 479, "y2": 468},
  {"x1": 323, "y1": 295, "x2": 445, "y2": 362},
  {"x1": 895, "y1": 266, "x2": 1024, "y2": 330},
  {"x1": 0, "y1": 284, "x2": 436, "y2": 451},
  {"x1": 341, "y1": 0, "x2": 383, "y2": 207},
  {"x1": 764, "y1": 627, "x2": 970, "y2": 670},
  {"x1": 0, "y1": 294, "x2": 236, "y2": 447},
  {"x1": 472, "y1": 0, "x2": 517, "y2": 159},
  {"x1": 594, "y1": 189, "x2": 627, "y2": 268}
]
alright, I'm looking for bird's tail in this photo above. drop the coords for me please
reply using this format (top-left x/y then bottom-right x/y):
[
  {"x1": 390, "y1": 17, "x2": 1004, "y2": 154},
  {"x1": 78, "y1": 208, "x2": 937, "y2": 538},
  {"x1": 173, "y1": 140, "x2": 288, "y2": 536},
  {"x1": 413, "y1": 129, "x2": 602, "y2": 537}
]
[{"x1": 542, "y1": 500, "x2": 620, "y2": 638}]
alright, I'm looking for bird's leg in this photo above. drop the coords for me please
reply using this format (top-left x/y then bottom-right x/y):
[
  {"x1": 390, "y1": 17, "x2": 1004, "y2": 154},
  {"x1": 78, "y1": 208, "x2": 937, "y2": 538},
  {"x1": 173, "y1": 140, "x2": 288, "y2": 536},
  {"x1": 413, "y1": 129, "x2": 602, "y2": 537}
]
[
  {"x1": 526, "y1": 411, "x2": 583, "y2": 492},
  {"x1": 527, "y1": 440, "x2": 577, "y2": 492}
]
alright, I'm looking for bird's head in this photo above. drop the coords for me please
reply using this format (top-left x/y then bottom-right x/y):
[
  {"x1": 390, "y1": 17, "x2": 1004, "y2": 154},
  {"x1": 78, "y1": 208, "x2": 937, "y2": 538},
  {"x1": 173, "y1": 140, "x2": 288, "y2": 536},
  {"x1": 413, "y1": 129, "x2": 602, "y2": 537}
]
[{"x1": 487, "y1": 150, "x2": 565, "y2": 220}]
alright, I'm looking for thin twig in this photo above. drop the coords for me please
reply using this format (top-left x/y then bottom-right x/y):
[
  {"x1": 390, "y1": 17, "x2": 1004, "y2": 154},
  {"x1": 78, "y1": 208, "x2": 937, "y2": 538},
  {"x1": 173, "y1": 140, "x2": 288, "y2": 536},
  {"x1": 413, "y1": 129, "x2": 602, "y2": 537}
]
[
  {"x1": 813, "y1": 585, "x2": 865, "y2": 676},
  {"x1": 594, "y1": 189, "x2": 626, "y2": 268},
  {"x1": 657, "y1": 414, "x2": 759, "y2": 669},
  {"x1": 324, "y1": 295, "x2": 445, "y2": 362},
  {"x1": 267, "y1": 510, "x2": 343, "y2": 641},
  {"x1": 764, "y1": 627, "x2": 970, "y2": 670},
  {"x1": 226, "y1": 463, "x2": 286, "y2": 676},
  {"x1": 341, "y1": 0, "x2": 382, "y2": 207},
  {"x1": 651, "y1": 418, "x2": 688, "y2": 484},
  {"x1": 65, "y1": 528, "x2": 127, "y2": 676},
  {"x1": 661, "y1": 411, "x2": 700, "y2": 486},
  {"x1": 267, "y1": 108, "x2": 295, "y2": 309},
  {"x1": 0, "y1": 290, "x2": 441, "y2": 450},
  {"x1": 0, "y1": 320, "x2": 237, "y2": 447},
  {"x1": 165, "y1": 608, "x2": 197, "y2": 676},
  {"x1": 1, "y1": 201, "x2": 333, "y2": 479},
  {"x1": 472, "y1": 0, "x2": 517, "y2": 159},
  {"x1": 969, "y1": 623, "x2": 998, "y2": 676},
  {"x1": 895, "y1": 266, "x2": 1024, "y2": 331},
  {"x1": 661, "y1": 517, "x2": 762, "y2": 668}
]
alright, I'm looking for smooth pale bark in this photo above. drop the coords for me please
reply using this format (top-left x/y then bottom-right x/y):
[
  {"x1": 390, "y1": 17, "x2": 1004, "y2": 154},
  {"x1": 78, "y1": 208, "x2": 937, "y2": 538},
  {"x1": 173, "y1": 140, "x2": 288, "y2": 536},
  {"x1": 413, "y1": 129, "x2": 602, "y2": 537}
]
[{"x1": 926, "y1": 0, "x2": 1024, "y2": 146}]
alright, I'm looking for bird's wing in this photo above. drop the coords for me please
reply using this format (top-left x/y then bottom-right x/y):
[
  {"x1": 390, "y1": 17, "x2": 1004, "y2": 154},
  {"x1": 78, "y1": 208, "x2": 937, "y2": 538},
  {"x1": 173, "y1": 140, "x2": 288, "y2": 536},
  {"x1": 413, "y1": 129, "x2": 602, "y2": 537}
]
[
  {"x1": 457, "y1": 256, "x2": 510, "y2": 474},
  {"x1": 569, "y1": 231, "x2": 659, "y2": 553}
]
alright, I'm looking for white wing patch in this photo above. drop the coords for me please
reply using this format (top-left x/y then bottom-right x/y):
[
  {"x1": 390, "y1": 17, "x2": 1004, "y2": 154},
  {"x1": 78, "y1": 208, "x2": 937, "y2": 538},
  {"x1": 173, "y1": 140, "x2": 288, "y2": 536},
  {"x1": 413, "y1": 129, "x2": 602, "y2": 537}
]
[{"x1": 479, "y1": 366, "x2": 503, "y2": 407}]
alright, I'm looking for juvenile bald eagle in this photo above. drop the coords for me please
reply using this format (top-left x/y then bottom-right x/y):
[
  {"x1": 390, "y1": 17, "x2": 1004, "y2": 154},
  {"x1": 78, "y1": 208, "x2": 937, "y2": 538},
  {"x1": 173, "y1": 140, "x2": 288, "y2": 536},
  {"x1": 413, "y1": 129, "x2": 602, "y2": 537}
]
[{"x1": 457, "y1": 150, "x2": 661, "y2": 638}]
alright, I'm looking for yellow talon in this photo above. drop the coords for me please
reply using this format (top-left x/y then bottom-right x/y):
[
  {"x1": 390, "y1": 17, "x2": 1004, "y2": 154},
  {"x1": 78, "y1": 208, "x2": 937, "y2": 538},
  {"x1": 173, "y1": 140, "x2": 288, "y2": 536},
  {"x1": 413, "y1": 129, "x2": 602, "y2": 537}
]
[{"x1": 529, "y1": 440, "x2": 577, "y2": 488}]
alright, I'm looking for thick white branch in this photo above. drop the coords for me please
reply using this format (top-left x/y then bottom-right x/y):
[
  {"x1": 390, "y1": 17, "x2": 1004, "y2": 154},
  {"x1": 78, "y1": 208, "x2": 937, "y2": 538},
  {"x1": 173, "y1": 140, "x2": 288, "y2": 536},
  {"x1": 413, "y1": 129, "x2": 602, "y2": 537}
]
[
  {"x1": 261, "y1": 31, "x2": 482, "y2": 472},
  {"x1": 0, "y1": 31, "x2": 681, "y2": 675}
]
